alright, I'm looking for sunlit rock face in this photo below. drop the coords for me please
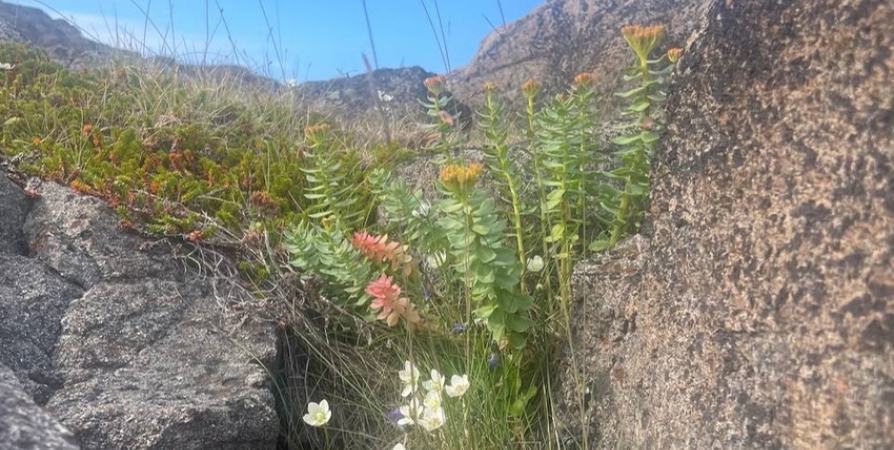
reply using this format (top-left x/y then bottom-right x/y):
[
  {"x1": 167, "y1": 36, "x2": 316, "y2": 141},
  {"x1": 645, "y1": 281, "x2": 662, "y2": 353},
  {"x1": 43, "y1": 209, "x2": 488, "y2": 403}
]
[
  {"x1": 449, "y1": 0, "x2": 710, "y2": 110},
  {"x1": 556, "y1": 0, "x2": 894, "y2": 448}
]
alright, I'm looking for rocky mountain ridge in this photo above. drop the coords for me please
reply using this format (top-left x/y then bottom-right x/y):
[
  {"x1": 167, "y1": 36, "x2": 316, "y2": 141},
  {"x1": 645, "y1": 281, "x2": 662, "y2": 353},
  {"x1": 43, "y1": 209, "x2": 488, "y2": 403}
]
[{"x1": 0, "y1": 0, "x2": 709, "y2": 120}]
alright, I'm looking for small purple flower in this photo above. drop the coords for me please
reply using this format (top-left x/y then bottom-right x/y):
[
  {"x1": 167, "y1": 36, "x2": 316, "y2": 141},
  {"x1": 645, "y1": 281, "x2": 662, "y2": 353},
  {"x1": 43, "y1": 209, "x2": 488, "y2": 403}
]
[
  {"x1": 387, "y1": 407, "x2": 403, "y2": 422},
  {"x1": 487, "y1": 352, "x2": 500, "y2": 369},
  {"x1": 452, "y1": 322, "x2": 466, "y2": 334}
]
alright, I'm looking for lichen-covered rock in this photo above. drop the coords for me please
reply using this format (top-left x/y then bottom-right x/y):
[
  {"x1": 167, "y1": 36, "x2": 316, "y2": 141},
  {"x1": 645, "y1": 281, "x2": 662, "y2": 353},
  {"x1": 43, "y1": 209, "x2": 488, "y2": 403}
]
[
  {"x1": 557, "y1": 0, "x2": 894, "y2": 448},
  {"x1": 0, "y1": 363, "x2": 80, "y2": 450}
]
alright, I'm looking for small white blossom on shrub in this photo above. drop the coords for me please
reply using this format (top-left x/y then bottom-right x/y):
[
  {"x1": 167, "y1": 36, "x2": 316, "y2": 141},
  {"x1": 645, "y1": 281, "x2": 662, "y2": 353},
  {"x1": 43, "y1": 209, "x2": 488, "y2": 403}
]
[
  {"x1": 302, "y1": 399, "x2": 331, "y2": 427},
  {"x1": 392, "y1": 443, "x2": 407, "y2": 450},
  {"x1": 445, "y1": 374, "x2": 469, "y2": 398}
]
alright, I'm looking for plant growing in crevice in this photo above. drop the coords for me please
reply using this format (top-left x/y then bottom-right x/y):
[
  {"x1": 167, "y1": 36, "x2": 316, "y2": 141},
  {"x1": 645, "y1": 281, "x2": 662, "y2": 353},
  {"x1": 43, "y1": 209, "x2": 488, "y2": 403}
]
[{"x1": 592, "y1": 24, "x2": 676, "y2": 251}]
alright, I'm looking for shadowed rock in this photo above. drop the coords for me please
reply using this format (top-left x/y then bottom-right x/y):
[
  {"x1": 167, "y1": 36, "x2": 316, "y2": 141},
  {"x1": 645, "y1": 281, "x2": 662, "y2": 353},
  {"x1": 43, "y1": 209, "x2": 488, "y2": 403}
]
[
  {"x1": 556, "y1": 0, "x2": 894, "y2": 448},
  {"x1": 0, "y1": 364, "x2": 80, "y2": 450},
  {"x1": 0, "y1": 173, "x2": 28, "y2": 254}
]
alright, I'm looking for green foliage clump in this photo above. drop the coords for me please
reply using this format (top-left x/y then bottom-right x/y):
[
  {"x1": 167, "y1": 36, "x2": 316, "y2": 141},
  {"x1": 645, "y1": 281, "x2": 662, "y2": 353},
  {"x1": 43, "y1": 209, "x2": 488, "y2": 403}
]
[
  {"x1": 280, "y1": 24, "x2": 680, "y2": 450},
  {"x1": 0, "y1": 42, "x2": 371, "y2": 246}
]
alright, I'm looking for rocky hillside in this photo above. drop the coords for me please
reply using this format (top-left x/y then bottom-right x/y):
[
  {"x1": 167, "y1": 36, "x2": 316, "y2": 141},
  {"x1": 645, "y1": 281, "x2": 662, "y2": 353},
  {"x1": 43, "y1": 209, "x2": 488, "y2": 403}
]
[
  {"x1": 0, "y1": 1, "x2": 137, "y2": 69},
  {"x1": 0, "y1": 0, "x2": 709, "y2": 124},
  {"x1": 449, "y1": 0, "x2": 711, "y2": 108}
]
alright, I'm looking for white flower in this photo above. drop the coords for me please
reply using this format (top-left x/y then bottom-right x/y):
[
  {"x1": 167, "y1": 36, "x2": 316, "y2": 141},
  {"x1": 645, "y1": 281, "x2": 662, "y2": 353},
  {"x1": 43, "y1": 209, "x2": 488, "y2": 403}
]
[
  {"x1": 392, "y1": 444, "x2": 407, "y2": 450},
  {"x1": 417, "y1": 406, "x2": 446, "y2": 432},
  {"x1": 0, "y1": 62, "x2": 14, "y2": 70},
  {"x1": 411, "y1": 200, "x2": 431, "y2": 218},
  {"x1": 422, "y1": 389, "x2": 442, "y2": 410},
  {"x1": 302, "y1": 399, "x2": 331, "y2": 427},
  {"x1": 422, "y1": 369, "x2": 445, "y2": 393},
  {"x1": 286, "y1": 78, "x2": 297, "y2": 88},
  {"x1": 399, "y1": 360, "x2": 420, "y2": 397},
  {"x1": 526, "y1": 255, "x2": 544, "y2": 273},
  {"x1": 398, "y1": 397, "x2": 423, "y2": 426},
  {"x1": 378, "y1": 90, "x2": 393, "y2": 102},
  {"x1": 445, "y1": 374, "x2": 469, "y2": 398}
]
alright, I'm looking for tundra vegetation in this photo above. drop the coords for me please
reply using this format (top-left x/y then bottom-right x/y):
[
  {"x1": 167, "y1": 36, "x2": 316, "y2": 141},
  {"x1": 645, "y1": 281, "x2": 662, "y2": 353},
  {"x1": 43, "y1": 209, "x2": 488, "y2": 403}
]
[{"x1": 0, "y1": 19, "x2": 678, "y2": 450}]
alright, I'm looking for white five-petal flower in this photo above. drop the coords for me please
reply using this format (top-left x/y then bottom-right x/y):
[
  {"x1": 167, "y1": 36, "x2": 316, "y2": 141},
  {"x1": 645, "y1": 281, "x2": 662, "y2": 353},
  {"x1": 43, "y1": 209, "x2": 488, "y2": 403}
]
[
  {"x1": 526, "y1": 255, "x2": 545, "y2": 273},
  {"x1": 445, "y1": 374, "x2": 470, "y2": 398},
  {"x1": 302, "y1": 399, "x2": 331, "y2": 427},
  {"x1": 422, "y1": 389, "x2": 442, "y2": 410},
  {"x1": 417, "y1": 406, "x2": 446, "y2": 432},
  {"x1": 398, "y1": 397, "x2": 423, "y2": 426},
  {"x1": 399, "y1": 360, "x2": 420, "y2": 397},
  {"x1": 422, "y1": 369, "x2": 445, "y2": 393}
]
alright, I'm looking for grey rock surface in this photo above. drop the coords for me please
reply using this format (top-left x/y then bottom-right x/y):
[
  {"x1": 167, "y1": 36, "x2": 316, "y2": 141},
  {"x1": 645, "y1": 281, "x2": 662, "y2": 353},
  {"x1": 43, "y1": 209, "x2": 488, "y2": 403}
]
[
  {"x1": 296, "y1": 66, "x2": 472, "y2": 135},
  {"x1": 450, "y1": 0, "x2": 710, "y2": 111},
  {"x1": 0, "y1": 252, "x2": 82, "y2": 404},
  {"x1": 556, "y1": 0, "x2": 894, "y2": 448},
  {"x1": 0, "y1": 174, "x2": 28, "y2": 255},
  {"x1": 0, "y1": 179, "x2": 280, "y2": 450},
  {"x1": 0, "y1": 363, "x2": 80, "y2": 450}
]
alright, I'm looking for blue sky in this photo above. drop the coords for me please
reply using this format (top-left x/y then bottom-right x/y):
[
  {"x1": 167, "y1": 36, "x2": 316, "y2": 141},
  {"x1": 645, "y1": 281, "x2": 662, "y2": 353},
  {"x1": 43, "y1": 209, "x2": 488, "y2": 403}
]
[{"x1": 12, "y1": 0, "x2": 542, "y2": 82}]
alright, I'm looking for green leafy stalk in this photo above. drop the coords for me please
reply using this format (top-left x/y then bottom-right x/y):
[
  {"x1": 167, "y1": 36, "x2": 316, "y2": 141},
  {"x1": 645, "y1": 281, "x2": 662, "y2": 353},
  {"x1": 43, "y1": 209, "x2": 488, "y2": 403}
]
[
  {"x1": 479, "y1": 82, "x2": 528, "y2": 288},
  {"x1": 438, "y1": 163, "x2": 533, "y2": 350},
  {"x1": 592, "y1": 25, "x2": 673, "y2": 251}
]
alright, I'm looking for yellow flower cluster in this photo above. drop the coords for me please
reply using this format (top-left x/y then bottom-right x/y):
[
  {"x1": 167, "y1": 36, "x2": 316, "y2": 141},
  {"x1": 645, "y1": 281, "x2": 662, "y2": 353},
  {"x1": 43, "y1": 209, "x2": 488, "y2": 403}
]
[{"x1": 439, "y1": 163, "x2": 483, "y2": 191}]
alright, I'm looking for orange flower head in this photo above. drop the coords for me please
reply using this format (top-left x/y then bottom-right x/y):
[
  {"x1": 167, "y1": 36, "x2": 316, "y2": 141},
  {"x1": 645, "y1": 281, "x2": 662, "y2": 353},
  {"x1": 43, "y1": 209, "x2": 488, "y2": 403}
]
[
  {"x1": 483, "y1": 81, "x2": 497, "y2": 94},
  {"x1": 621, "y1": 24, "x2": 666, "y2": 62},
  {"x1": 364, "y1": 274, "x2": 422, "y2": 327},
  {"x1": 424, "y1": 75, "x2": 446, "y2": 96},
  {"x1": 521, "y1": 79, "x2": 542, "y2": 99},
  {"x1": 304, "y1": 123, "x2": 331, "y2": 146},
  {"x1": 350, "y1": 231, "x2": 413, "y2": 275},
  {"x1": 437, "y1": 110, "x2": 456, "y2": 127},
  {"x1": 573, "y1": 72, "x2": 596, "y2": 89},
  {"x1": 667, "y1": 47, "x2": 683, "y2": 63}
]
